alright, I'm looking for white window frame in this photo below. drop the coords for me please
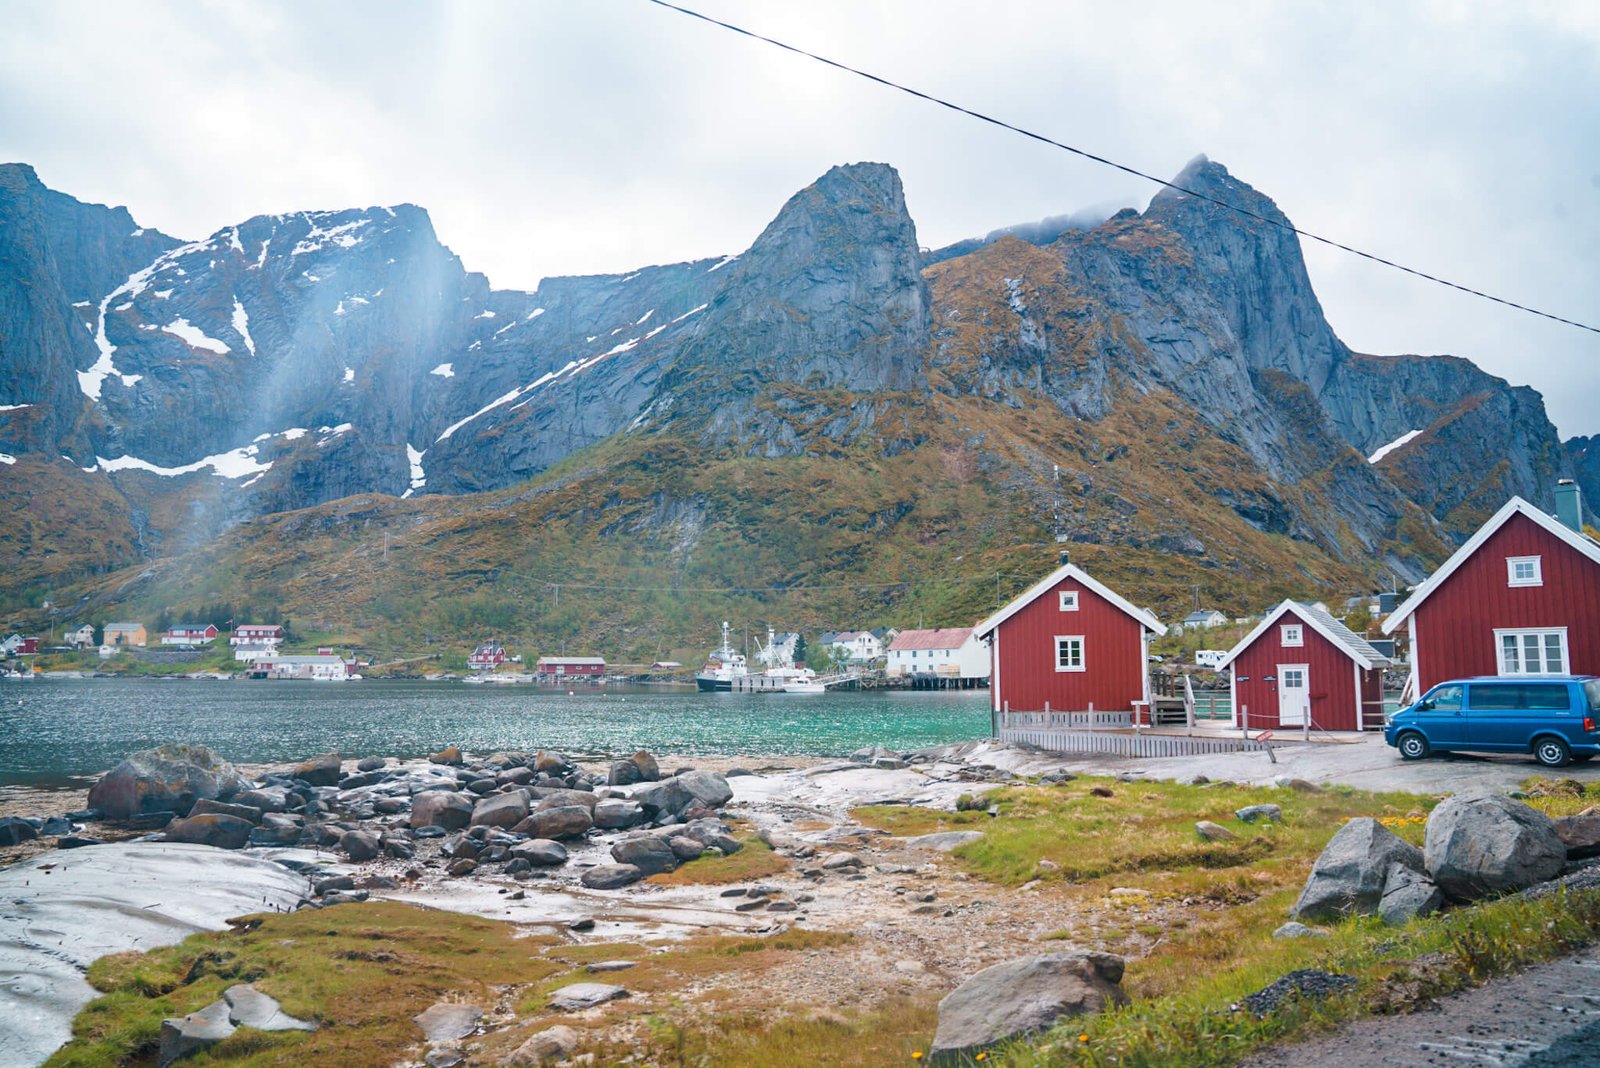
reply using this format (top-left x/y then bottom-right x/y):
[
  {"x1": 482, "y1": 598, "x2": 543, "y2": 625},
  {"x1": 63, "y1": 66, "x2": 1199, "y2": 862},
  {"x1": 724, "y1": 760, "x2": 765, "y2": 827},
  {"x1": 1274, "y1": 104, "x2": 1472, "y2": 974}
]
[
  {"x1": 1054, "y1": 635, "x2": 1085, "y2": 673},
  {"x1": 1059, "y1": 590, "x2": 1079, "y2": 612},
  {"x1": 1494, "y1": 627, "x2": 1569, "y2": 675},
  {"x1": 1506, "y1": 556, "x2": 1543, "y2": 588},
  {"x1": 1281, "y1": 624, "x2": 1304, "y2": 647}
]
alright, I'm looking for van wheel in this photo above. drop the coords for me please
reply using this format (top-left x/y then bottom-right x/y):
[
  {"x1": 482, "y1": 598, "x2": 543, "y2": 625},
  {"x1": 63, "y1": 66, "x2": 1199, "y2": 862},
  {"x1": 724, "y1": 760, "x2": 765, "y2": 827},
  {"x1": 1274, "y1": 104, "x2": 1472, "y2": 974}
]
[
  {"x1": 1534, "y1": 737, "x2": 1572, "y2": 768},
  {"x1": 1397, "y1": 732, "x2": 1431, "y2": 761}
]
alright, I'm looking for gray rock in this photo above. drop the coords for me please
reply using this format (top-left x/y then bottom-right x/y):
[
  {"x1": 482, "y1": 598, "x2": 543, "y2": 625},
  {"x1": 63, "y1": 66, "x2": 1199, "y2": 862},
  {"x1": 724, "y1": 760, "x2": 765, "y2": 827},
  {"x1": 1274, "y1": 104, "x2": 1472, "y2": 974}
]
[
  {"x1": 516, "y1": 804, "x2": 593, "y2": 840},
  {"x1": 1272, "y1": 922, "x2": 1329, "y2": 940},
  {"x1": 1291, "y1": 818, "x2": 1425, "y2": 922},
  {"x1": 1378, "y1": 861, "x2": 1445, "y2": 925},
  {"x1": 668, "y1": 836, "x2": 705, "y2": 861},
  {"x1": 0, "y1": 817, "x2": 39, "y2": 846},
  {"x1": 222, "y1": 984, "x2": 316, "y2": 1031},
  {"x1": 162, "y1": 813, "x2": 253, "y2": 850},
  {"x1": 593, "y1": 798, "x2": 646, "y2": 830},
  {"x1": 189, "y1": 798, "x2": 262, "y2": 824},
  {"x1": 469, "y1": 791, "x2": 529, "y2": 829},
  {"x1": 87, "y1": 744, "x2": 251, "y2": 820},
  {"x1": 446, "y1": 858, "x2": 478, "y2": 877},
  {"x1": 676, "y1": 770, "x2": 733, "y2": 808},
  {"x1": 413, "y1": 1001, "x2": 482, "y2": 1042},
  {"x1": 1424, "y1": 791, "x2": 1567, "y2": 901},
  {"x1": 611, "y1": 834, "x2": 677, "y2": 875},
  {"x1": 930, "y1": 951, "x2": 1127, "y2": 1061},
  {"x1": 315, "y1": 875, "x2": 356, "y2": 896},
  {"x1": 58, "y1": 835, "x2": 103, "y2": 848},
  {"x1": 39, "y1": 816, "x2": 74, "y2": 836},
  {"x1": 632, "y1": 778, "x2": 694, "y2": 817},
  {"x1": 1554, "y1": 810, "x2": 1600, "y2": 859},
  {"x1": 411, "y1": 791, "x2": 474, "y2": 831},
  {"x1": 821, "y1": 851, "x2": 863, "y2": 870},
  {"x1": 340, "y1": 830, "x2": 381, "y2": 862},
  {"x1": 356, "y1": 756, "x2": 387, "y2": 772},
  {"x1": 608, "y1": 750, "x2": 661, "y2": 786},
  {"x1": 548, "y1": 982, "x2": 627, "y2": 1011},
  {"x1": 585, "y1": 960, "x2": 637, "y2": 973},
  {"x1": 530, "y1": 788, "x2": 600, "y2": 811},
  {"x1": 1196, "y1": 821, "x2": 1235, "y2": 841},
  {"x1": 233, "y1": 787, "x2": 288, "y2": 814},
  {"x1": 160, "y1": 998, "x2": 236, "y2": 1065},
  {"x1": 1235, "y1": 804, "x2": 1283, "y2": 823},
  {"x1": 511, "y1": 839, "x2": 569, "y2": 866},
  {"x1": 901, "y1": 831, "x2": 983, "y2": 851},
  {"x1": 505, "y1": 1024, "x2": 580, "y2": 1065},
  {"x1": 292, "y1": 753, "x2": 342, "y2": 787},
  {"x1": 581, "y1": 863, "x2": 644, "y2": 889}
]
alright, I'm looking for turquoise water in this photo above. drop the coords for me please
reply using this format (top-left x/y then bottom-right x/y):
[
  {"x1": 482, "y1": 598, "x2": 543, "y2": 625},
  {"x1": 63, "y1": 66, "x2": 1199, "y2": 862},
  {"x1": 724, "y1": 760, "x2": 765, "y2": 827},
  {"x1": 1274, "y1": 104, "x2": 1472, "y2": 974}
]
[{"x1": 0, "y1": 679, "x2": 991, "y2": 787}]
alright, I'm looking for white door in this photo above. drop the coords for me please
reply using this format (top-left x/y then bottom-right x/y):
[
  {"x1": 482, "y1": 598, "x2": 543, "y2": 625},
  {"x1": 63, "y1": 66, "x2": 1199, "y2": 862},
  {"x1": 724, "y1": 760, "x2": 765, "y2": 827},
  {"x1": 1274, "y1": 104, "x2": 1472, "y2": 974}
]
[{"x1": 1278, "y1": 664, "x2": 1310, "y2": 726}]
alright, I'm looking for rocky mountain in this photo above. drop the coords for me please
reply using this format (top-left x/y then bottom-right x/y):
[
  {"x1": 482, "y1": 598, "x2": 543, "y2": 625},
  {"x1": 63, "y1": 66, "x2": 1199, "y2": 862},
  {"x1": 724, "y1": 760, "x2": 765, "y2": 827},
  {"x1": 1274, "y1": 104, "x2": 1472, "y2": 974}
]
[{"x1": 0, "y1": 156, "x2": 1592, "y2": 644}]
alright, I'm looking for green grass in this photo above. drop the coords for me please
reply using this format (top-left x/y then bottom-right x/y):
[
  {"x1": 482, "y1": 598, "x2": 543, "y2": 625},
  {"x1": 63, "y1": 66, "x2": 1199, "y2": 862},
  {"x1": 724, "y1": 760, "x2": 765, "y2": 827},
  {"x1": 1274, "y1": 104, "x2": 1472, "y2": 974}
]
[{"x1": 647, "y1": 836, "x2": 791, "y2": 886}]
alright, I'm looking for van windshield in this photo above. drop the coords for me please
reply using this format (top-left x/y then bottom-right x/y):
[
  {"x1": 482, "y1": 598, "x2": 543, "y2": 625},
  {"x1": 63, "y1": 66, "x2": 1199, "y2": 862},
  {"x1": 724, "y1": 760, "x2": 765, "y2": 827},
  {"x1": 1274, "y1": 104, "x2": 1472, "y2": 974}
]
[{"x1": 1587, "y1": 680, "x2": 1600, "y2": 713}]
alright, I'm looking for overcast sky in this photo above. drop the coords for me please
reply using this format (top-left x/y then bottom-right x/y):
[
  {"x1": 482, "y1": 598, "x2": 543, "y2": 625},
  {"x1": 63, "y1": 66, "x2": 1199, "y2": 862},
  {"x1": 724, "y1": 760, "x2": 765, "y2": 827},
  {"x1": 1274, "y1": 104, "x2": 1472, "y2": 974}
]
[{"x1": 4, "y1": 0, "x2": 1596, "y2": 436}]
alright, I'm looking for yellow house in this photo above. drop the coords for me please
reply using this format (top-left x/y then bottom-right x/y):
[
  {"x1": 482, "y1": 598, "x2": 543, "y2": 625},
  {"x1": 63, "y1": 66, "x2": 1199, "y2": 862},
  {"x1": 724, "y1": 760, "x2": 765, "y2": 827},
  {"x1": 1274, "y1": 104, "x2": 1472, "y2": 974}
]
[{"x1": 103, "y1": 622, "x2": 147, "y2": 647}]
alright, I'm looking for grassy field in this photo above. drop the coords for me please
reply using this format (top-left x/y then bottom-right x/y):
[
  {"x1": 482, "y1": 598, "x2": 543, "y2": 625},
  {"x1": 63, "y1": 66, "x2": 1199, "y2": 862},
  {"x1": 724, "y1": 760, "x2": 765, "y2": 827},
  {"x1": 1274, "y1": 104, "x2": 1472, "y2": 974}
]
[{"x1": 44, "y1": 776, "x2": 1600, "y2": 1067}]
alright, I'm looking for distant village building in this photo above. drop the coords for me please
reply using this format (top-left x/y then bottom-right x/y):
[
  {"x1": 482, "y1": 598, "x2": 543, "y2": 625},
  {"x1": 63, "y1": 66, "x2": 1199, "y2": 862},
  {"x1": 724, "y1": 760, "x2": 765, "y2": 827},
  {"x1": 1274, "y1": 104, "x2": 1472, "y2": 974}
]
[
  {"x1": 233, "y1": 644, "x2": 277, "y2": 664},
  {"x1": 974, "y1": 560, "x2": 1167, "y2": 715},
  {"x1": 651, "y1": 660, "x2": 684, "y2": 672},
  {"x1": 251, "y1": 654, "x2": 349, "y2": 681},
  {"x1": 886, "y1": 627, "x2": 990, "y2": 680},
  {"x1": 65, "y1": 624, "x2": 96, "y2": 649},
  {"x1": 469, "y1": 643, "x2": 509, "y2": 671},
  {"x1": 1382, "y1": 488, "x2": 1600, "y2": 695},
  {"x1": 160, "y1": 624, "x2": 218, "y2": 647},
  {"x1": 1179, "y1": 609, "x2": 1229, "y2": 630},
  {"x1": 756, "y1": 632, "x2": 800, "y2": 667},
  {"x1": 231, "y1": 624, "x2": 284, "y2": 648},
  {"x1": 1217, "y1": 600, "x2": 1391, "y2": 732},
  {"x1": 103, "y1": 622, "x2": 147, "y2": 647},
  {"x1": 820, "y1": 631, "x2": 883, "y2": 663},
  {"x1": 536, "y1": 656, "x2": 606, "y2": 677},
  {"x1": 2, "y1": 634, "x2": 39, "y2": 656}
]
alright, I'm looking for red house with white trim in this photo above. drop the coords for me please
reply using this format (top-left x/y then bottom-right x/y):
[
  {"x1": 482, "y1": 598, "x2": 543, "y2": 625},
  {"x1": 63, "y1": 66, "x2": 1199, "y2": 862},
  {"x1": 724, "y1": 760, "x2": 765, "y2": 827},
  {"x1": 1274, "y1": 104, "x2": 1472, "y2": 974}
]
[
  {"x1": 973, "y1": 560, "x2": 1166, "y2": 715},
  {"x1": 535, "y1": 656, "x2": 606, "y2": 677},
  {"x1": 1382, "y1": 490, "x2": 1600, "y2": 695},
  {"x1": 469, "y1": 643, "x2": 508, "y2": 671},
  {"x1": 1217, "y1": 601, "x2": 1391, "y2": 732}
]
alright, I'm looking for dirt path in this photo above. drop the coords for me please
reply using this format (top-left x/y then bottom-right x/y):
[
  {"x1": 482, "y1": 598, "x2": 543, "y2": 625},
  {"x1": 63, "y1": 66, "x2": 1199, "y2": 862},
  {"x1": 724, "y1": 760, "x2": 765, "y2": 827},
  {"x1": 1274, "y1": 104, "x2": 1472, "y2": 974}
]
[{"x1": 1244, "y1": 948, "x2": 1600, "y2": 1067}]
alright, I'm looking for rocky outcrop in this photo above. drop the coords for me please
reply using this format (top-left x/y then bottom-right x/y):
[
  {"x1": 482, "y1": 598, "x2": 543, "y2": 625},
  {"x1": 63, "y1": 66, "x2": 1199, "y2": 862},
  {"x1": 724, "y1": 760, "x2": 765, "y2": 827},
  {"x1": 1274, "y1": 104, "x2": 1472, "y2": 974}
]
[
  {"x1": 930, "y1": 951, "x2": 1127, "y2": 1061},
  {"x1": 1291, "y1": 818, "x2": 1426, "y2": 922},
  {"x1": 87, "y1": 744, "x2": 250, "y2": 820}
]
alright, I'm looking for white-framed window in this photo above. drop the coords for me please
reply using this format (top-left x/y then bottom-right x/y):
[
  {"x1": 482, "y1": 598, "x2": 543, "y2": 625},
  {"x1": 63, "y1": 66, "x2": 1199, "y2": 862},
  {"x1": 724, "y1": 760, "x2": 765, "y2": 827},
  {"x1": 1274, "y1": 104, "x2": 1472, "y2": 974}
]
[
  {"x1": 1059, "y1": 590, "x2": 1079, "y2": 612},
  {"x1": 1281, "y1": 624, "x2": 1303, "y2": 647},
  {"x1": 1495, "y1": 627, "x2": 1568, "y2": 675},
  {"x1": 1054, "y1": 635, "x2": 1085, "y2": 672},
  {"x1": 1506, "y1": 556, "x2": 1543, "y2": 587}
]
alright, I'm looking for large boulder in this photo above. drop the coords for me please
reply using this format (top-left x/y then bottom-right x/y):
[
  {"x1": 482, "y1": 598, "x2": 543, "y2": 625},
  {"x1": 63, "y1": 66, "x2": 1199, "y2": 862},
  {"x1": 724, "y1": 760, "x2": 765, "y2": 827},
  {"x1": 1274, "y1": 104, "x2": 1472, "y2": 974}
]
[
  {"x1": 292, "y1": 753, "x2": 342, "y2": 787},
  {"x1": 1291, "y1": 818, "x2": 1425, "y2": 922},
  {"x1": 411, "y1": 791, "x2": 474, "y2": 831},
  {"x1": 632, "y1": 779, "x2": 694, "y2": 817},
  {"x1": 160, "y1": 999, "x2": 235, "y2": 1064},
  {"x1": 593, "y1": 798, "x2": 646, "y2": 830},
  {"x1": 470, "y1": 792, "x2": 530, "y2": 829},
  {"x1": 0, "y1": 817, "x2": 39, "y2": 846},
  {"x1": 516, "y1": 805, "x2": 593, "y2": 840},
  {"x1": 1554, "y1": 810, "x2": 1600, "y2": 859},
  {"x1": 1377, "y1": 861, "x2": 1444, "y2": 926},
  {"x1": 511, "y1": 839, "x2": 569, "y2": 866},
  {"x1": 931, "y1": 952, "x2": 1127, "y2": 1061},
  {"x1": 505, "y1": 1024, "x2": 579, "y2": 1066},
  {"x1": 531, "y1": 788, "x2": 599, "y2": 811},
  {"x1": 675, "y1": 770, "x2": 733, "y2": 809},
  {"x1": 189, "y1": 799, "x2": 262, "y2": 824},
  {"x1": 162, "y1": 813, "x2": 254, "y2": 850},
  {"x1": 608, "y1": 750, "x2": 661, "y2": 786},
  {"x1": 581, "y1": 863, "x2": 644, "y2": 889},
  {"x1": 87, "y1": 744, "x2": 250, "y2": 820},
  {"x1": 1424, "y1": 792, "x2": 1567, "y2": 901},
  {"x1": 611, "y1": 834, "x2": 677, "y2": 875}
]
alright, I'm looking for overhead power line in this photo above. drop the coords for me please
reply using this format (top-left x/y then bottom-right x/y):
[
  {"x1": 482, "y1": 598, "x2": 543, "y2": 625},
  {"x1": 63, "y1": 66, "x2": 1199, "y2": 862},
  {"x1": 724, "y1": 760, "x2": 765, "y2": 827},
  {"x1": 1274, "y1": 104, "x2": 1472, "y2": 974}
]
[{"x1": 641, "y1": 0, "x2": 1600, "y2": 337}]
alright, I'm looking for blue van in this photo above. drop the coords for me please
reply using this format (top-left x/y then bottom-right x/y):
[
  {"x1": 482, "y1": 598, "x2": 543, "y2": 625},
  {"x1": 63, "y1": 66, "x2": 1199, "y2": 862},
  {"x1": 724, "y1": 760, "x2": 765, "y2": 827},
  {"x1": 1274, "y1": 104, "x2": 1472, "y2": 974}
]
[{"x1": 1385, "y1": 675, "x2": 1600, "y2": 768}]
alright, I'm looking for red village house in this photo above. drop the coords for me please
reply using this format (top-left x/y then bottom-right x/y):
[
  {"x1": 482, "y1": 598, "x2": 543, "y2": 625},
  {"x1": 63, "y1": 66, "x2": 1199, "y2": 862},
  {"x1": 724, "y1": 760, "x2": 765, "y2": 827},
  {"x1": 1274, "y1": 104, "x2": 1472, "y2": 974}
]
[
  {"x1": 160, "y1": 623, "x2": 218, "y2": 647},
  {"x1": 1217, "y1": 601, "x2": 1391, "y2": 733},
  {"x1": 1382, "y1": 488, "x2": 1600, "y2": 695},
  {"x1": 469, "y1": 643, "x2": 509, "y2": 671},
  {"x1": 231, "y1": 625, "x2": 285, "y2": 648},
  {"x1": 973, "y1": 559, "x2": 1166, "y2": 716},
  {"x1": 535, "y1": 656, "x2": 606, "y2": 678}
]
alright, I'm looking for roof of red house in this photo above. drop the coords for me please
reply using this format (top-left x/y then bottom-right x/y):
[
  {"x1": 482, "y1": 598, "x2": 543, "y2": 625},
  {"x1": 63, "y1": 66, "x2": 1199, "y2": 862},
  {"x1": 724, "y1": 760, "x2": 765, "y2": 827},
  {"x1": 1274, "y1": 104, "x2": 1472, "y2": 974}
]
[
  {"x1": 972, "y1": 562, "x2": 1166, "y2": 639},
  {"x1": 1217, "y1": 600, "x2": 1390, "y2": 672},
  {"x1": 888, "y1": 627, "x2": 974, "y2": 651},
  {"x1": 1381, "y1": 496, "x2": 1600, "y2": 634}
]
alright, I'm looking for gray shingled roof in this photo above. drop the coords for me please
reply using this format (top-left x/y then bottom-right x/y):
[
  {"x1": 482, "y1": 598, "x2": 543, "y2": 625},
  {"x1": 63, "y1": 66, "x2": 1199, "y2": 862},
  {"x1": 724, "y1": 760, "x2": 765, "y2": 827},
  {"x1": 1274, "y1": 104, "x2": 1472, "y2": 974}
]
[{"x1": 1297, "y1": 601, "x2": 1391, "y2": 667}]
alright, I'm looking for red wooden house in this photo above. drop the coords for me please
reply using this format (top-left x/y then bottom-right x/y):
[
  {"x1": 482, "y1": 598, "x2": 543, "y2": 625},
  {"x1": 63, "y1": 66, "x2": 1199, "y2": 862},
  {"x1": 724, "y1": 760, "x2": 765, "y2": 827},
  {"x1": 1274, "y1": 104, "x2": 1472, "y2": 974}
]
[
  {"x1": 973, "y1": 560, "x2": 1166, "y2": 715},
  {"x1": 535, "y1": 656, "x2": 606, "y2": 677},
  {"x1": 469, "y1": 642, "x2": 508, "y2": 671},
  {"x1": 1382, "y1": 490, "x2": 1600, "y2": 695},
  {"x1": 160, "y1": 623, "x2": 218, "y2": 647},
  {"x1": 1217, "y1": 601, "x2": 1391, "y2": 732}
]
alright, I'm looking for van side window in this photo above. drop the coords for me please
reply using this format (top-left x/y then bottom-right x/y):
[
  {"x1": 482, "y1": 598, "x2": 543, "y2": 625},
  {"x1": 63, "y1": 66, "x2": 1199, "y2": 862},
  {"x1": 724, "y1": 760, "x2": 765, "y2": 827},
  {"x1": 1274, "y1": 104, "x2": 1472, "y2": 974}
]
[
  {"x1": 1523, "y1": 684, "x2": 1570, "y2": 711},
  {"x1": 1428, "y1": 684, "x2": 1463, "y2": 710},
  {"x1": 1468, "y1": 685, "x2": 1521, "y2": 710},
  {"x1": 1587, "y1": 680, "x2": 1600, "y2": 713}
]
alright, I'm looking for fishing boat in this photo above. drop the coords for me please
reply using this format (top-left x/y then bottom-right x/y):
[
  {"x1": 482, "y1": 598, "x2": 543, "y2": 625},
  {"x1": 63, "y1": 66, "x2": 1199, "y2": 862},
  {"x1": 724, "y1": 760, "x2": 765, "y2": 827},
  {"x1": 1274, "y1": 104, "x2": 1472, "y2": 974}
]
[
  {"x1": 780, "y1": 680, "x2": 827, "y2": 694},
  {"x1": 695, "y1": 621, "x2": 748, "y2": 692}
]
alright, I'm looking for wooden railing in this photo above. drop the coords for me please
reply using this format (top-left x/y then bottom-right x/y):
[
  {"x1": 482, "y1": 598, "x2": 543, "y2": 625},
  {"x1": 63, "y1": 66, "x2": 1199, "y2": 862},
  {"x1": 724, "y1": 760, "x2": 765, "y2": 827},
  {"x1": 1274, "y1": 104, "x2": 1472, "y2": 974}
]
[{"x1": 998, "y1": 709, "x2": 1133, "y2": 730}]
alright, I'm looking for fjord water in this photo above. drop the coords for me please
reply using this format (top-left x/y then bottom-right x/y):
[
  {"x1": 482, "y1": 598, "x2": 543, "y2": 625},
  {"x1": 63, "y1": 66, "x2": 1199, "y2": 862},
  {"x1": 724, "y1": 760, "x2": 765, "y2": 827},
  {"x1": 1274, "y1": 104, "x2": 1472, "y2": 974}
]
[{"x1": 0, "y1": 679, "x2": 991, "y2": 787}]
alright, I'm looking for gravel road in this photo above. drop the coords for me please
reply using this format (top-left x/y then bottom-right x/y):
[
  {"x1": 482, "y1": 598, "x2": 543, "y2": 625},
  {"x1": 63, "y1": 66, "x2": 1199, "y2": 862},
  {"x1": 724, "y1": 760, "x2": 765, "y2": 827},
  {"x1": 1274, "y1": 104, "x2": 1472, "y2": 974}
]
[{"x1": 1244, "y1": 948, "x2": 1600, "y2": 1067}]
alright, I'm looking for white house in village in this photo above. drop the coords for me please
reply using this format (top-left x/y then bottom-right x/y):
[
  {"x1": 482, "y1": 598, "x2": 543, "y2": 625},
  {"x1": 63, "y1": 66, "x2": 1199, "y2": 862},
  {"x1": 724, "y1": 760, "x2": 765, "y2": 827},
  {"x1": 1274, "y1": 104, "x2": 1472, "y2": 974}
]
[
  {"x1": 885, "y1": 628, "x2": 990, "y2": 679},
  {"x1": 756, "y1": 632, "x2": 800, "y2": 667},
  {"x1": 65, "y1": 624, "x2": 96, "y2": 649},
  {"x1": 251, "y1": 654, "x2": 350, "y2": 681},
  {"x1": 1178, "y1": 609, "x2": 1229, "y2": 631},
  {"x1": 820, "y1": 630, "x2": 883, "y2": 663}
]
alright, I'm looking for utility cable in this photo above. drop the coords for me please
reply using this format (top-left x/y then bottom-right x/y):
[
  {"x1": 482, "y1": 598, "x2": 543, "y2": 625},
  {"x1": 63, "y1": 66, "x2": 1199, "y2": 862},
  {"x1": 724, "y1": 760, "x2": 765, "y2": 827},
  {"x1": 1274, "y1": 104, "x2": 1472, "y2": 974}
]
[{"x1": 641, "y1": 0, "x2": 1600, "y2": 336}]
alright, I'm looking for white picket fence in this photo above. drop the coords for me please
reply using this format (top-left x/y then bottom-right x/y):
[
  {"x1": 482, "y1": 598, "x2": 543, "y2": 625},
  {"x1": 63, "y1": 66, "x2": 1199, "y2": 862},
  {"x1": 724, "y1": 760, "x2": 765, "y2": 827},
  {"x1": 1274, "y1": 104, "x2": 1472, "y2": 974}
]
[{"x1": 997, "y1": 713, "x2": 1272, "y2": 759}]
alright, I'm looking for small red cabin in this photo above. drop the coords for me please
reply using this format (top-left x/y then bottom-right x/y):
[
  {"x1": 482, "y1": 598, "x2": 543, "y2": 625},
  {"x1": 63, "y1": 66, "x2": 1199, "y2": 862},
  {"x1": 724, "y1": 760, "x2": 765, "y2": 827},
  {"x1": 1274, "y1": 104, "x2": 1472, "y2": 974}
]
[
  {"x1": 1218, "y1": 601, "x2": 1391, "y2": 732},
  {"x1": 469, "y1": 643, "x2": 508, "y2": 671},
  {"x1": 973, "y1": 561, "x2": 1165, "y2": 715},
  {"x1": 536, "y1": 656, "x2": 606, "y2": 677},
  {"x1": 1383, "y1": 493, "x2": 1600, "y2": 694},
  {"x1": 19, "y1": 637, "x2": 39, "y2": 655}
]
